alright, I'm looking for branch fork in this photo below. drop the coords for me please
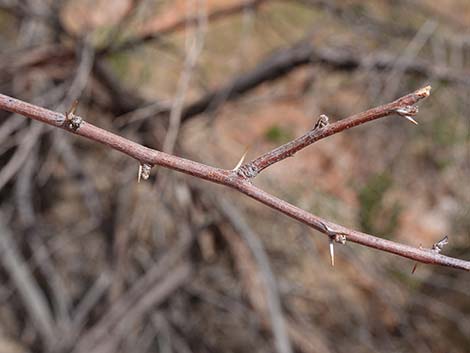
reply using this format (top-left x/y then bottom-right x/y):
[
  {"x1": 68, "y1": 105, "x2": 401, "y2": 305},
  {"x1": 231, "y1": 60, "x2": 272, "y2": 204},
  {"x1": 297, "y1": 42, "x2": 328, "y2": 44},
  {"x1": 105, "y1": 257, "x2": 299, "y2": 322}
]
[{"x1": 1, "y1": 86, "x2": 469, "y2": 271}]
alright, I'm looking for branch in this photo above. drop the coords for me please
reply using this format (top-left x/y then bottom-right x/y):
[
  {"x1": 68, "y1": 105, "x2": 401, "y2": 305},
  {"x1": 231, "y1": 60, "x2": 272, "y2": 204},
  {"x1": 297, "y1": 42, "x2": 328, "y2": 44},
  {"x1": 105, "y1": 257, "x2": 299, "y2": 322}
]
[
  {"x1": 180, "y1": 40, "x2": 315, "y2": 120},
  {"x1": 0, "y1": 216, "x2": 56, "y2": 347},
  {"x1": 216, "y1": 196, "x2": 292, "y2": 353},
  {"x1": 3, "y1": 38, "x2": 469, "y2": 122},
  {"x1": 296, "y1": 0, "x2": 417, "y2": 39},
  {"x1": 97, "y1": 0, "x2": 267, "y2": 56},
  {"x1": 0, "y1": 90, "x2": 469, "y2": 271},
  {"x1": 179, "y1": 40, "x2": 470, "y2": 121},
  {"x1": 236, "y1": 86, "x2": 431, "y2": 178}
]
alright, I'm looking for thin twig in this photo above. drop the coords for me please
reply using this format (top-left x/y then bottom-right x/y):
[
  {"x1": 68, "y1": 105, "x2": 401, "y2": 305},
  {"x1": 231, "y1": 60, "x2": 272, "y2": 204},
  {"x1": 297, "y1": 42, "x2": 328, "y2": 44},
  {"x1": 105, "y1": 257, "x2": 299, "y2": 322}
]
[
  {"x1": 70, "y1": 272, "x2": 112, "y2": 336},
  {"x1": 163, "y1": 0, "x2": 207, "y2": 153},
  {"x1": 381, "y1": 19, "x2": 438, "y2": 101},
  {"x1": 217, "y1": 196, "x2": 293, "y2": 353},
  {"x1": 0, "y1": 122, "x2": 43, "y2": 191},
  {"x1": 73, "y1": 232, "x2": 194, "y2": 353},
  {"x1": 99, "y1": 0, "x2": 267, "y2": 56},
  {"x1": 0, "y1": 215, "x2": 56, "y2": 348},
  {"x1": 0, "y1": 88, "x2": 469, "y2": 271},
  {"x1": 77, "y1": 263, "x2": 191, "y2": 353},
  {"x1": 237, "y1": 86, "x2": 431, "y2": 178},
  {"x1": 177, "y1": 38, "x2": 470, "y2": 122}
]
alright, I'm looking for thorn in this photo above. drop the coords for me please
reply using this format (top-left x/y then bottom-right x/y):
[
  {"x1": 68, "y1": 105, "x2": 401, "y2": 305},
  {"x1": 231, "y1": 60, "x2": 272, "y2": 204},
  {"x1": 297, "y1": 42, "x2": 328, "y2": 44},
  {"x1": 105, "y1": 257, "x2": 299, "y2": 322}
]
[
  {"x1": 67, "y1": 99, "x2": 79, "y2": 117},
  {"x1": 402, "y1": 115, "x2": 419, "y2": 125},
  {"x1": 138, "y1": 164, "x2": 142, "y2": 183},
  {"x1": 412, "y1": 235, "x2": 449, "y2": 273},
  {"x1": 64, "y1": 100, "x2": 82, "y2": 130},
  {"x1": 319, "y1": 222, "x2": 346, "y2": 267},
  {"x1": 232, "y1": 147, "x2": 249, "y2": 171},
  {"x1": 329, "y1": 238, "x2": 335, "y2": 267},
  {"x1": 395, "y1": 106, "x2": 419, "y2": 125}
]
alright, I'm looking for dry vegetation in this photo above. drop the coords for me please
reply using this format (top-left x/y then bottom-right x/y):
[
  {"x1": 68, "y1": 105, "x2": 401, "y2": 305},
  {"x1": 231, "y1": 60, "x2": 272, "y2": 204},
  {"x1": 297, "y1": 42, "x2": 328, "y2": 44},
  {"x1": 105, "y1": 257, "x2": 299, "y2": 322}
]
[{"x1": 0, "y1": 0, "x2": 469, "y2": 352}]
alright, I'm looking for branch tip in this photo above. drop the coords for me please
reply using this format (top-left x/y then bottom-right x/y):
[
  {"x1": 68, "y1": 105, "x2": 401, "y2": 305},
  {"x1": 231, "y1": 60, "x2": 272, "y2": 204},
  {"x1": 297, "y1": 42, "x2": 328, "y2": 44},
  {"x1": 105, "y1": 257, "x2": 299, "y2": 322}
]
[{"x1": 416, "y1": 85, "x2": 432, "y2": 98}]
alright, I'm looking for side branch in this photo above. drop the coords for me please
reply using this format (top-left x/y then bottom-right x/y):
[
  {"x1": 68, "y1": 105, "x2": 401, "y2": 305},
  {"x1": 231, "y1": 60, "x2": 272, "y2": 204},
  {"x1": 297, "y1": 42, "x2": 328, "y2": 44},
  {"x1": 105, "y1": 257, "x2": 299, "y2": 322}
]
[
  {"x1": 237, "y1": 86, "x2": 431, "y2": 178},
  {"x1": 231, "y1": 180, "x2": 470, "y2": 271},
  {"x1": 0, "y1": 91, "x2": 469, "y2": 271},
  {"x1": 0, "y1": 94, "x2": 231, "y2": 185}
]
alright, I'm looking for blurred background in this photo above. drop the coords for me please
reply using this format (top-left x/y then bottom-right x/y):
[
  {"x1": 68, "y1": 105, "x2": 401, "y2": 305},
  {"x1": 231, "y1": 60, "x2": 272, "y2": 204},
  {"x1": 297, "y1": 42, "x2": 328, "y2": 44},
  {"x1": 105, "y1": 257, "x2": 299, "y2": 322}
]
[{"x1": 0, "y1": 0, "x2": 469, "y2": 352}]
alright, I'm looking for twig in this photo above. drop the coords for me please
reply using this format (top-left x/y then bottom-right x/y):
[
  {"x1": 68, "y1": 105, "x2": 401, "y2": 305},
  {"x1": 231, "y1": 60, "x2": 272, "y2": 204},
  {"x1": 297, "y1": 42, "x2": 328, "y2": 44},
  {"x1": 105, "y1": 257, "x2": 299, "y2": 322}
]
[
  {"x1": 163, "y1": 0, "x2": 207, "y2": 154},
  {"x1": 381, "y1": 19, "x2": 438, "y2": 101},
  {"x1": 70, "y1": 272, "x2": 112, "y2": 335},
  {"x1": 3, "y1": 37, "x2": 470, "y2": 123},
  {"x1": 73, "y1": 232, "x2": 194, "y2": 353},
  {"x1": 0, "y1": 122, "x2": 43, "y2": 191},
  {"x1": 151, "y1": 313, "x2": 193, "y2": 353},
  {"x1": 98, "y1": 0, "x2": 267, "y2": 56},
  {"x1": 216, "y1": 196, "x2": 293, "y2": 353},
  {"x1": 0, "y1": 37, "x2": 93, "y2": 192},
  {"x1": 236, "y1": 86, "x2": 431, "y2": 178},
  {"x1": 296, "y1": 0, "x2": 416, "y2": 39},
  {"x1": 53, "y1": 135, "x2": 103, "y2": 219},
  {"x1": 30, "y1": 235, "x2": 72, "y2": 340},
  {"x1": 0, "y1": 89, "x2": 469, "y2": 271},
  {"x1": 78, "y1": 263, "x2": 191, "y2": 353},
  {"x1": 0, "y1": 215, "x2": 56, "y2": 348},
  {"x1": 178, "y1": 39, "x2": 470, "y2": 122}
]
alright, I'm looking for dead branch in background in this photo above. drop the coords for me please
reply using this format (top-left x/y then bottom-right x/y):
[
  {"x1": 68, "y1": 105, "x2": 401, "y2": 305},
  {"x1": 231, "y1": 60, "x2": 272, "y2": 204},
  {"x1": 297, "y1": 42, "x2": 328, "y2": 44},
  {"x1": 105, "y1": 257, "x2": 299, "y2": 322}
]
[
  {"x1": 0, "y1": 87, "x2": 469, "y2": 272},
  {"x1": 178, "y1": 39, "x2": 470, "y2": 121},
  {"x1": 97, "y1": 0, "x2": 268, "y2": 56},
  {"x1": 163, "y1": 0, "x2": 208, "y2": 154},
  {"x1": 0, "y1": 217, "x2": 56, "y2": 348},
  {"x1": 296, "y1": 0, "x2": 417, "y2": 39},
  {"x1": 73, "y1": 232, "x2": 194, "y2": 353},
  {"x1": 3, "y1": 1, "x2": 470, "y2": 123},
  {"x1": 216, "y1": 196, "x2": 293, "y2": 353}
]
